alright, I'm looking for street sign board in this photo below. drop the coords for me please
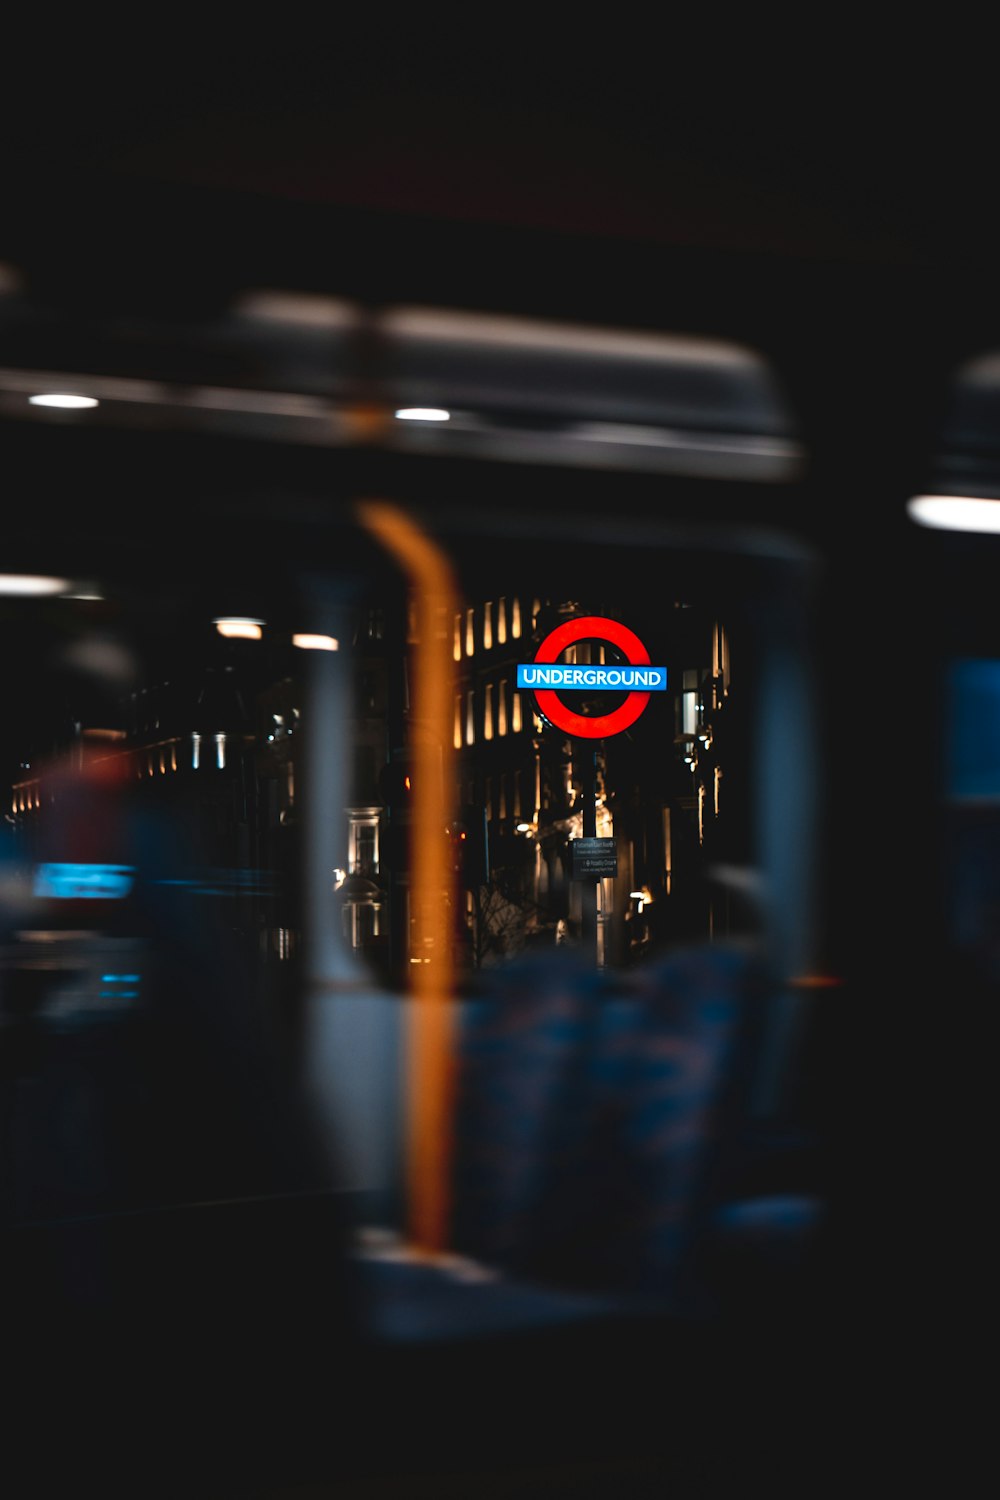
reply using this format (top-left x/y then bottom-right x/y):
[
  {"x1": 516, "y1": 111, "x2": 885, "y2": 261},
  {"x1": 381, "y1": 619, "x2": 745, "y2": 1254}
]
[
  {"x1": 518, "y1": 615, "x2": 666, "y2": 738},
  {"x1": 517, "y1": 664, "x2": 666, "y2": 691},
  {"x1": 569, "y1": 837, "x2": 618, "y2": 879}
]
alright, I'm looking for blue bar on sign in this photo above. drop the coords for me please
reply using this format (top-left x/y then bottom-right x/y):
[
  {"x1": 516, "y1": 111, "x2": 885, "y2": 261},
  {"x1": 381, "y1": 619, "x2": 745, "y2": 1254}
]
[{"x1": 517, "y1": 664, "x2": 667, "y2": 691}]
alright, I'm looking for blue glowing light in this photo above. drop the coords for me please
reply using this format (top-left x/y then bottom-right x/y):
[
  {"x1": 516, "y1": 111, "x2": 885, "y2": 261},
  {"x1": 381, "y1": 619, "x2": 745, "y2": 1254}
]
[{"x1": 33, "y1": 863, "x2": 135, "y2": 899}]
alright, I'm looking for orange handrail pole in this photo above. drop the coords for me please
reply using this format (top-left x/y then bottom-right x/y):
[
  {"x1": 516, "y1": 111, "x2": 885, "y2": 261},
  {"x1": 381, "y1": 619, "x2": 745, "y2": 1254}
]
[{"x1": 358, "y1": 500, "x2": 459, "y2": 1253}]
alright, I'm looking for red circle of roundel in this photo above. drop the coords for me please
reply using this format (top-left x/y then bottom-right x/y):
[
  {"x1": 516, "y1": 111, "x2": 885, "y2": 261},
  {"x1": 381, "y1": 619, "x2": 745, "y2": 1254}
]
[{"x1": 532, "y1": 615, "x2": 652, "y2": 739}]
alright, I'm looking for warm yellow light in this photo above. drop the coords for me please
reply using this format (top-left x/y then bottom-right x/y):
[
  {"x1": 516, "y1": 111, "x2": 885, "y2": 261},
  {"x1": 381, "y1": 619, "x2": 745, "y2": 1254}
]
[
  {"x1": 213, "y1": 617, "x2": 263, "y2": 639},
  {"x1": 292, "y1": 633, "x2": 339, "y2": 651}
]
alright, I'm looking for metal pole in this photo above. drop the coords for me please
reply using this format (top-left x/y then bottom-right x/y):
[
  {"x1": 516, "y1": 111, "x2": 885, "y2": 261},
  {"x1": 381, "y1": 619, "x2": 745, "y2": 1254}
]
[{"x1": 580, "y1": 744, "x2": 598, "y2": 961}]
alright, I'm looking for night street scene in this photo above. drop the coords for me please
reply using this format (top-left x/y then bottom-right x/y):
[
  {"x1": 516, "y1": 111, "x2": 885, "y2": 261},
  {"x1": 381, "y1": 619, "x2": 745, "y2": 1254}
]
[{"x1": 1, "y1": 35, "x2": 994, "y2": 1497}]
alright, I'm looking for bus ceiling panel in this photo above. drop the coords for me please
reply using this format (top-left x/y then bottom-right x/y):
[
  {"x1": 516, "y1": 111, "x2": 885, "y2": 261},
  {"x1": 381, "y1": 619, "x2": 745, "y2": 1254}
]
[
  {"x1": 383, "y1": 413, "x2": 803, "y2": 484},
  {"x1": 1, "y1": 283, "x2": 796, "y2": 423},
  {"x1": 1, "y1": 281, "x2": 807, "y2": 483},
  {"x1": 379, "y1": 306, "x2": 799, "y2": 438}
]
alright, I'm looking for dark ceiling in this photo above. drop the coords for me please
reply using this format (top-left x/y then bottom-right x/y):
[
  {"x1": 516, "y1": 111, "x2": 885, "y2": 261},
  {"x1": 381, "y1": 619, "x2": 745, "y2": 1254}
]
[
  {"x1": 2, "y1": 37, "x2": 998, "y2": 569},
  {"x1": 2, "y1": 39, "x2": 997, "y2": 332}
]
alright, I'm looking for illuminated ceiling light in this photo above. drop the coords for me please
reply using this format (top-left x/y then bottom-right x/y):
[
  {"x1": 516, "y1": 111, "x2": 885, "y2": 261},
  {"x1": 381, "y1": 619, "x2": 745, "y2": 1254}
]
[
  {"x1": 907, "y1": 494, "x2": 1000, "y2": 533},
  {"x1": 213, "y1": 617, "x2": 264, "y2": 640},
  {"x1": 292, "y1": 633, "x2": 339, "y2": 651},
  {"x1": 516, "y1": 822, "x2": 532, "y2": 832},
  {"x1": 394, "y1": 407, "x2": 450, "y2": 421},
  {"x1": 29, "y1": 393, "x2": 99, "y2": 409},
  {"x1": 0, "y1": 574, "x2": 71, "y2": 596}
]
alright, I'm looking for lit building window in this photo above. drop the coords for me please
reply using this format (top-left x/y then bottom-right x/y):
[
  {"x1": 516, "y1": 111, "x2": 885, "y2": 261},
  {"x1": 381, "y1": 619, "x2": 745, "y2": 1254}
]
[
  {"x1": 512, "y1": 692, "x2": 522, "y2": 733},
  {"x1": 454, "y1": 693, "x2": 463, "y2": 750},
  {"x1": 466, "y1": 608, "x2": 475, "y2": 657},
  {"x1": 453, "y1": 614, "x2": 462, "y2": 662},
  {"x1": 192, "y1": 732, "x2": 201, "y2": 770},
  {"x1": 348, "y1": 809, "x2": 381, "y2": 875},
  {"x1": 466, "y1": 690, "x2": 475, "y2": 746},
  {"x1": 293, "y1": 633, "x2": 338, "y2": 652},
  {"x1": 497, "y1": 597, "x2": 507, "y2": 644},
  {"x1": 721, "y1": 624, "x2": 731, "y2": 695},
  {"x1": 499, "y1": 773, "x2": 507, "y2": 820},
  {"x1": 215, "y1": 732, "x2": 226, "y2": 771},
  {"x1": 484, "y1": 683, "x2": 494, "y2": 740},
  {"x1": 483, "y1": 601, "x2": 493, "y2": 651},
  {"x1": 357, "y1": 827, "x2": 377, "y2": 875},
  {"x1": 498, "y1": 680, "x2": 508, "y2": 736},
  {"x1": 514, "y1": 770, "x2": 522, "y2": 818},
  {"x1": 214, "y1": 617, "x2": 262, "y2": 640},
  {"x1": 511, "y1": 597, "x2": 521, "y2": 639},
  {"x1": 682, "y1": 670, "x2": 699, "y2": 735}
]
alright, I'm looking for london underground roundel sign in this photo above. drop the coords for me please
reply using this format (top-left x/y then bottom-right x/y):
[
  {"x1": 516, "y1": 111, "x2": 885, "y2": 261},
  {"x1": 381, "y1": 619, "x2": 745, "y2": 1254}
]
[{"x1": 516, "y1": 616, "x2": 667, "y2": 739}]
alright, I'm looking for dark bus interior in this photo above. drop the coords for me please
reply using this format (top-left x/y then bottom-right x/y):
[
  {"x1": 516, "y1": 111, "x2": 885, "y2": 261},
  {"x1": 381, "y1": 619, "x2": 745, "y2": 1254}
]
[{"x1": 1, "y1": 46, "x2": 992, "y2": 1496}]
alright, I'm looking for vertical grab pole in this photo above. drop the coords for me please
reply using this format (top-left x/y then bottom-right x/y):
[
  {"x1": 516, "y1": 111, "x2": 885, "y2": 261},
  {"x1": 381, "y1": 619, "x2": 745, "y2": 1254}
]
[
  {"x1": 579, "y1": 744, "x2": 599, "y2": 963},
  {"x1": 358, "y1": 500, "x2": 458, "y2": 1255}
]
